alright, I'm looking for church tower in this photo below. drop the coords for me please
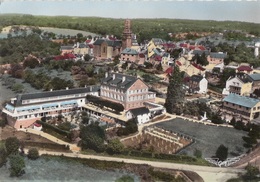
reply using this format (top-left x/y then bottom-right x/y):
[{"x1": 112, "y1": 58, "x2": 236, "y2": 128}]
[{"x1": 122, "y1": 19, "x2": 132, "y2": 50}]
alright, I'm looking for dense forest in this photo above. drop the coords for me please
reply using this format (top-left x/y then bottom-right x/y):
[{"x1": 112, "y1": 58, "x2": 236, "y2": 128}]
[{"x1": 1, "y1": 14, "x2": 260, "y2": 42}]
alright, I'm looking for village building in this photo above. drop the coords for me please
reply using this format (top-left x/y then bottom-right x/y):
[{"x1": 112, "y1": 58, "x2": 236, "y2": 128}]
[
  {"x1": 2, "y1": 86, "x2": 99, "y2": 129},
  {"x1": 122, "y1": 19, "x2": 132, "y2": 50},
  {"x1": 100, "y1": 72, "x2": 156, "y2": 110},
  {"x1": 248, "y1": 73, "x2": 260, "y2": 92},
  {"x1": 120, "y1": 48, "x2": 139, "y2": 62},
  {"x1": 125, "y1": 107, "x2": 150, "y2": 124},
  {"x1": 222, "y1": 75, "x2": 252, "y2": 96},
  {"x1": 93, "y1": 39, "x2": 122, "y2": 60},
  {"x1": 222, "y1": 94, "x2": 260, "y2": 121},
  {"x1": 60, "y1": 45, "x2": 74, "y2": 55},
  {"x1": 73, "y1": 42, "x2": 89, "y2": 56},
  {"x1": 187, "y1": 75, "x2": 208, "y2": 94}
]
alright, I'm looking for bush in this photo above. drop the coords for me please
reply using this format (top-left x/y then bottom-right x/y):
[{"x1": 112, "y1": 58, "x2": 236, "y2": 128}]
[
  {"x1": 8, "y1": 154, "x2": 25, "y2": 177},
  {"x1": 27, "y1": 148, "x2": 39, "y2": 160},
  {"x1": 115, "y1": 175, "x2": 134, "y2": 182},
  {"x1": 5, "y1": 137, "x2": 20, "y2": 155}
]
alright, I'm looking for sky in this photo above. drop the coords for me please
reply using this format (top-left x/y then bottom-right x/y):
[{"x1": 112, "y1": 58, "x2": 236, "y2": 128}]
[{"x1": 0, "y1": 0, "x2": 259, "y2": 23}]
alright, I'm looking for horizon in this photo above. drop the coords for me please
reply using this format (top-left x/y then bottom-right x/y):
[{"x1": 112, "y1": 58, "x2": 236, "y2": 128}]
[{"x1": 0, "y1": 1, "x2": 259, "y2": 24}]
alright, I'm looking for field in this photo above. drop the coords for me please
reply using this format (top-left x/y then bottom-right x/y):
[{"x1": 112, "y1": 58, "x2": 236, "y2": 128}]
[
  {"x1": 155, "y1": 118, "x2": 248, "y2": 158},
  {"x1": 0, "y1": 156, "x2": 140, "y2": 182}
]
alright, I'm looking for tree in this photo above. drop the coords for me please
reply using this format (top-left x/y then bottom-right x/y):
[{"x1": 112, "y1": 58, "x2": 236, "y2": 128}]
[
  {"x1": 0, "y1": 145, "x2": 7, "y2": 167},
  {"x1": 210, "y1": 112, "x2": 224, "y2": 124},
  {"x1": 193, "y1": 148, "x2": 202, "y2": 158},
  {"x1": 230, "y1": 117, "x2": 236, "y2": 126},
  {"x1": 27, "y1": 148, "x2": 39, "y2": 160},
  {"x1": 106, "y1": 139, "x2": 124, "y2": 155},
  {"x1": 215, "y1": 144, "x2": 228, "y2": 161},
  {"x1": 117, "y1": 118, "x2": 138, "y2": 136},
  {"x1": 80, "y1": 123, "x2": 106, "y2": 152},
  {"x1": 84, "y1": 54, "x2": 92, "y2": 62},
  {"x1": 23, "y1": 57, "x2": 39, "y2": 68},
  {"x1": 8, "y1": 154, "x2": 25, "y2": 177},
  {"x1": 244, "y1": 164, "x2": 260, "y2": 180},
  {"x1": 164, "y1": 65, "x2": 185, "y2": 115},
  {"x1": 5, "y1": 137, "x2": 20, "y2": 155}
]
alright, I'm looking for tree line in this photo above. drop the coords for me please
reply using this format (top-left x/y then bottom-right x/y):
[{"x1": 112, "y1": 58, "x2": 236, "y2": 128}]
[{"x1": 1, "y1": 14, "x2": 260, "y2": 43}]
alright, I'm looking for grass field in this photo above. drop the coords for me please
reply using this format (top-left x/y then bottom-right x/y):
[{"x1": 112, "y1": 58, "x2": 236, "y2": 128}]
[{"x1": 155, "y1": 118, "x2": 248, "y2": 158}]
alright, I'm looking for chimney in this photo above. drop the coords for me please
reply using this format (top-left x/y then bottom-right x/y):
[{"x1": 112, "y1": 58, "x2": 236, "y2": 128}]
[
  {"x1": 90, "y1": 86, "x2": 92, "y2": 92},
  {"x1": 122, "y1": 76, "x2": 126, "y2": 82},
  {"x1": 113, "y1": 74, "x2": 115, "y2": 80},
  {"x1": 50, "y1": 89, "x2": 53, "y2": 92},
  {"x1": 66, "y1": 87, "x2": 69, "y2": 90},
  {"x1": 105, "y1": 72, "x2": 108, "y2": 78}
]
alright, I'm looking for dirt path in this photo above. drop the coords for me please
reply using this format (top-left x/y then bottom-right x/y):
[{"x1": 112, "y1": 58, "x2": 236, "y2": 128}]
[{"x1": 232, "y1": 145, "x2": 260, "y2": 169}]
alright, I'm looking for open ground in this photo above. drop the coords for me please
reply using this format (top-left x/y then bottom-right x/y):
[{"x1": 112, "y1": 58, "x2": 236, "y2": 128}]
[{"x1": 155, "y1": 118, "x2": 248, "y2": 158}]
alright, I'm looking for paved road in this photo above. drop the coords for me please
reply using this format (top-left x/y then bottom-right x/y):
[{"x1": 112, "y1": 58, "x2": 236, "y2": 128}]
[{"x1": 24, "y1": 149, "x2": 244, "y2": 182}]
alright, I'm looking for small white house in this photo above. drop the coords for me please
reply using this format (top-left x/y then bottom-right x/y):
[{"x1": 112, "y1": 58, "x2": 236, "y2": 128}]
[
  {"x1": 126, "y1": 107, "x2": 150, "y2": 124},
  {"x1": 188, "y1": 75, "x2": 208, "y2": 94}
]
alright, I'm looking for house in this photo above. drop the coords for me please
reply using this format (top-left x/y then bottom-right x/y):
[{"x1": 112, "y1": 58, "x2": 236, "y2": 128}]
[
  {"x1": 248, "y1": 74, "x2": 260, "y2": 92},
  {"x1": 100, "y1": 72, "x2": 156, "y2": 110},
  {"x1": 222, "y1": 75, "x2": 252, "y2": 96},
  {"x1": 2, "y1": 86, "x2": 99, "y2": 129},
  {"x1": 126, "y1": 107, "x2": 150, "y2": 124},
  {"x1": 207, "y1": 52, "x2": 227, "y2": 65},
  {"x1": 93, "y1": 39, "x2": 122, "y2": 60},
  {"x1": 73, "y1": 43, "x2": 89, "y2": 56},
  {"x1": 188, "y1": 75, "x2": 208, "y2": 94},
  {"x1": 222, "y1": 94, "x2": 260, "y2": 121},
  {"x1": 177, "y1": 57, "x2": 206, "y2": 76},
  {"x1": 237, "y1": 65, "x2": 253, "y2": 74},
  {"x1": 60, "y1": 45, "x2": 74, "y2": 55},
  {"x1": 120, "y1": 48, "x2": 139, "y2": 62}
]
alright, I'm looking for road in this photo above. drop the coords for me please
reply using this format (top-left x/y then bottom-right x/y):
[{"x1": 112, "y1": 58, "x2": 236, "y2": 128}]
[{"x1": 24, "y1": 149, "x2": 244, "y2": 182}]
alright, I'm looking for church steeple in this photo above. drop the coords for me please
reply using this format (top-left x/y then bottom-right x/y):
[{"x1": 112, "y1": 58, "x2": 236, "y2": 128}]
[{"x1": 122, "y1": 19, "x2": 132, "y2": 50}]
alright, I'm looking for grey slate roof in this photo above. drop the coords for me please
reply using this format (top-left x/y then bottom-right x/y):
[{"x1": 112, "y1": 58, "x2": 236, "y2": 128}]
[
  {"x1": 210, "y1": 52, "x2": 227, "y2": 59},
  {"x1": 14, "y1": 86, "x2": 100, "y2": 107},
  {"x1": 60, "y1": 45, "x2": 74, "y2": 50},
  {"x1": 190, "y1": 75, "x2": 203, "y2": 82},
  {"x1": 93, "y1": 39, "x2": 122, "y2": 47},
  {"x1": 101, "y1": 73, "x2": 138, "y2": 90},
  {"x1": 248, "y1": 74, "x2": 260, "y2": 81},
  {"x1": 121, "y1": 48, "x2": 138, "y2": 55},
  {"x1": 129, "y1": 107, "x2": 150, "y2": 117},
  {"x1": 223, "y1": 94, "x2": 260, "y2": 108},
  {"x1": 192, "y1": 50, "x2": 210, "y2": 56}
]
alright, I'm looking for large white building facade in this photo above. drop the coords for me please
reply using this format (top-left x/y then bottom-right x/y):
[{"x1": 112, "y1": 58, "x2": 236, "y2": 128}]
[{"x1": 2, "y1": 86, "x2": 99, "y2": 129}]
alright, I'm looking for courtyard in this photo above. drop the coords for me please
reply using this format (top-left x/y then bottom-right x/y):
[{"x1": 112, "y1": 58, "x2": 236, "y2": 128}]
[{"x1": 155, "y1": 118, "x2": 248, "y2": 158}]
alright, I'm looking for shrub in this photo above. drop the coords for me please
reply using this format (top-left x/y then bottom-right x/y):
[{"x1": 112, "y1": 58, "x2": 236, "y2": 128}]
[
  {"x1": 115, "y1": 175, "x2": 134, "y2": 182},
  {"x1": 27, "y1": 148, "x2": 39, "y2": 160},
  {"x1": 8, "y1": 154, "x2": 25, "y2": 177}
]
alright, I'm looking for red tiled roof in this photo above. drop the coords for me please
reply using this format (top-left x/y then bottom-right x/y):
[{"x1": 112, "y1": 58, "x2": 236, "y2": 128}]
[
  {"x1": 34, "y1": 123, "x2": 42, "y2": 127},
  {"x1": 154, "y1": 55, "x2": 162, "y2": 61},
  {"x1": 139, "y1": 53, "x2": 145, "y2": 58},
  {"x1": 189, "y1": 45, "x2": 196, "y2": 50},
  {"x1": 54, "y1": 53, "x2": 76, "y2": 60},
  {"x1": 176, "y1": 60, "x2": 182, "y2": 66},
  {"x1": 191, "y1": 63, "x2": 205, "y2": 71},
  {"x1": 180, "y1": 43, "x2": 188, "y2": 48},
  {"x1": 165, "y1": 67, "x2": 173, "y2": 75},
  {"x1": 88, "y1": 44, "x2": 94, "y2": 48},
  {"x1": 198, "y1": 45, "x2": 206, "y2": 50},
  {"x1": 85, "y1": 39, "x2": 91, "y2": 43},
  {"x1": 237, "y1": 65, "x2": 253, "y2": 72}
]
